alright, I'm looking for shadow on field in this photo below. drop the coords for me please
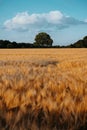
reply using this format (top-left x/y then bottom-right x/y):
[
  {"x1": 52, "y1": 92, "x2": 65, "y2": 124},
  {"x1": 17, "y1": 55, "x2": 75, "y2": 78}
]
[
  {"x1": 32, "y1": 60, "x2": 58, "y2": 67},
  {"x1": 0, "y1": 60, "x2": 58, "y2": 67},
  {"x1": 0, "y1": 106, "x2": 87, "y2": 130}
]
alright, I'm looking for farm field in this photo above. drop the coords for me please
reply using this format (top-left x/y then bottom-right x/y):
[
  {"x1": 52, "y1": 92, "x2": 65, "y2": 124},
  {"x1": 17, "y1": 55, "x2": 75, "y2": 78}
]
[{"x1": 0, "y1": 48, "x2": 87, "y2": 130}]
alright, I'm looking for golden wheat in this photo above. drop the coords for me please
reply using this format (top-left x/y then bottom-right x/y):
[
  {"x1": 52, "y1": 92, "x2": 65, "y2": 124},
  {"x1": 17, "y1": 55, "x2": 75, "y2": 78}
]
[{"x1": 0, "y1": 49, "x2": 87, "y2": 130}]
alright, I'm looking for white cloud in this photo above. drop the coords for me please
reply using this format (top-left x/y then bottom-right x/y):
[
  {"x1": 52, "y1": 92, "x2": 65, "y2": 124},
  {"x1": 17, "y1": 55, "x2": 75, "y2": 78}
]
[
  {"x1": 4, "y1": 10, "x2": 86, "y2": 31},
  {"x1": 44, "y1": 11, "x2": 63, "y2": 24}
]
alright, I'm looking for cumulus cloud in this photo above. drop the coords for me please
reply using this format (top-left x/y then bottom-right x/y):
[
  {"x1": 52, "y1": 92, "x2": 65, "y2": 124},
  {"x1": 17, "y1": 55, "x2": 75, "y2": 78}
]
[{"x1": 4, "y1": 11, "x2": 86, "y2": 32}]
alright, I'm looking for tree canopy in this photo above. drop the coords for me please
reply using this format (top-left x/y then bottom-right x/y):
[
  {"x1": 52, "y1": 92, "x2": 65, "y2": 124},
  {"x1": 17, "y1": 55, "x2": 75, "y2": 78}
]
[{"x1": 34, "y1": 32, "x2": 53, "y2": 47}]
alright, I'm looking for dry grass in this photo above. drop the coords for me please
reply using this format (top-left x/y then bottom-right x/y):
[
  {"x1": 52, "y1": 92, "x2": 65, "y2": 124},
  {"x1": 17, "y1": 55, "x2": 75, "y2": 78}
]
[{"x1": 0, "y1": 48, "x2": 87, "y2": 130}]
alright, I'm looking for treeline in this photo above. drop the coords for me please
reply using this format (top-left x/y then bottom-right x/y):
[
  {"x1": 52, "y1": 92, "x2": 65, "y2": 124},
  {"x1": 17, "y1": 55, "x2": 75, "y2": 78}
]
[
  {"x1": 0, "y1": 40, "x2": 60, "y2": 48},
  {"x1": 66, "y1": 36, "x2": 87, "y2": 48},
  {"x1": 0, "y1": 36, "x2": 87, "y2": 48},
  {"x1": 0, "y1": 40, "x2": 34, "y2": 48}
]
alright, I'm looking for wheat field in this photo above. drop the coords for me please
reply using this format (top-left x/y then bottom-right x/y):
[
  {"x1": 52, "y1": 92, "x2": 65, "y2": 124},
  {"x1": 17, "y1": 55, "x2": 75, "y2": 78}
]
[{"x1": 0, "y1": 49, "x2": 87, "y2": 130}]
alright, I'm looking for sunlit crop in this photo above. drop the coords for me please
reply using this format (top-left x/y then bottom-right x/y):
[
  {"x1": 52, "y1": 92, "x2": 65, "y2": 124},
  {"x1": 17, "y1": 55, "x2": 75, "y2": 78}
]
[{"x1": 0, "y1": 49, "x2": 87, "y2": 130}]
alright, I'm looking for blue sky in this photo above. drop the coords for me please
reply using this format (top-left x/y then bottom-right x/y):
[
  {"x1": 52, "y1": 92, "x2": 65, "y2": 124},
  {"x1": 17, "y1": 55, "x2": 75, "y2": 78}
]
[{"x1": 0, "y1": 0, "x2": 87, "y2": 45}]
